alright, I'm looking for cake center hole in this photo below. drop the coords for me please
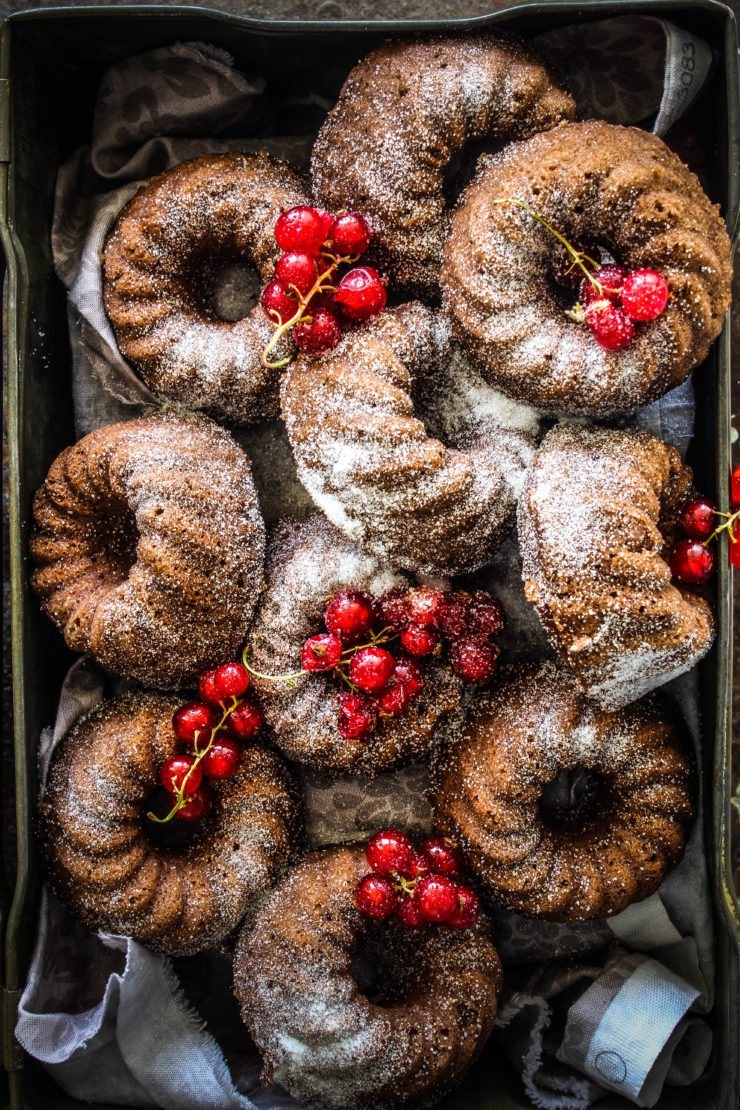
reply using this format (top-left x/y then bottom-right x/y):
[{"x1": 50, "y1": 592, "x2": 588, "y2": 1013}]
[
  {"x1": 351, "y1": 928, "x2": 417, "y2": 1008},
  {"x1": 539, "y1": 768, "x2": 609, "y2": 831},
  {"x1": 141, "y1": 787, "x2": 205, "y2": 852},
  {"x1": 205, "y1": 261, "x2": 261, "y2": 322},
  {"x1": 88, "y1": 499, "x2": 139, "y2": 584}
]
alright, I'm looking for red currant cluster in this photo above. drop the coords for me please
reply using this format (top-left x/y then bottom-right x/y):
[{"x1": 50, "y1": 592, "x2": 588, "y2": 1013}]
[
  {"x1": 669, "y1": 470, "x2": 740, "y2": 583},
  {"x1": 151, "y1": 660, "x2": 264, "y2": 824},
  {"x1": 355, "y1": 829, "x2": 479, "y2": 930},
  {"x1": 260, "y1": 205, "x2": 386, "y2": 366}
]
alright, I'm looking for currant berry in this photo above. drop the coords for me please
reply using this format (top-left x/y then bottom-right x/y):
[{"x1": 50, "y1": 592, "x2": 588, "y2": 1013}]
[
  {"x1": 377, "y1": 681, "x2": 410, "y2": 717},
  {"x1": 338, "y1": 693, "x2": 376, "y2": 740},
  {"x1": 449, "y1": 637, "x2": 499, "y2": 684},
  {"x1": 301, "y1": 633, "x2": 343, "y2": 672},
  {"x1": 377, "y1": 587, "x2": 410, "y2": 630},
  {"x1": 400, "y1": 624, "x2": 439, "y2": 658},
  {"x1": 324, "y1": 589, "x2": 375, "y2": 643},
  {"x1": 212, "y1": 662, "x2": 250, "y2": 699},
  {"x1": 420, "y1": 836, "x2": 463, "y2": 879},
  {"x1": 405, "y1": 850, "x2": 430, "y2": 881},
  {"x1": 669, "y1": 539, "x2": 715, "y2": 585},
  {"x1": 160, "y1": 754, "x2": 203, "y2": 796},
  {"x1": 172, "y1": 702, "x2": 216, "y2": 745},
  {"x1": 392, "y1": 657, "x2": 425, "y2": 699},
  {"x1": 316, "y1": 209, "x2": 335, "y2": 243},
  {"x1": 414, "y1": 874, "x2": 458, "y2": 923},
  {"x1": 198, "y1": 669, "x2": 222, "y2": 706},
  {"x1": 334, "y1": 266, "x2": 387, "y2": 321},
  {"x1": 355, "y1": 874, "x2": 398, "y2": 920},
  {"x1": 228, "y1": 699, "x2": 264, "y2": 741},
  {"x1": 732, "y1": 466, "x2": 740, "y2": 511},
  {"x1": 579, "y1": 265, "x2": 626, "y2": 306},
  {"x1": 348, "y1": 646, "x2": 396, "y2": 694},
  {"x1": 366, "y1": 829, "x2": 414, "y2": 875},
  {"x1": 275, "y1": 251, "x2": 318, "y2": 297},
  {"x1": 395, "y1": 896, "x2": 423, "y2": 928},
  {"x1": 620, "y1": 270, "x2": 669, "y2": 321},
  {"x1": 438, "y1": 592, "x2": 472, "y2": 640},
  {"x1": 274, "y1": 206, "x2": 326, "y2": 255},
  {"x1": 176, "y1": 784, "x2": 213, "y2": 822},
  {"x1": 201, "y1": 737, "x2": 241, "y2": 780},
  {"x1": 447, "y1": 885, "x2": 480, "y2": 929},
  {"x1": 330, "y1": 212, "x2": 372, "y2": 256},
  {"x1": 469, "y1": 592, "x2": 506, "y2": 638},
  {"x1": 585, "y1": 300, "x2": 635, "y2": 351},
  {"x1": 294, "y1": 308, "x2": 341, "y2": 354},
  {"x1": 261, "y1": 280, "x2": 298, "y2": 325},
  {"x1": 406, "y1": 586, "x2": 446, "y2": 629},
  {"x1": 678, "y1": 499, "x2": 716, "y2": 541}
]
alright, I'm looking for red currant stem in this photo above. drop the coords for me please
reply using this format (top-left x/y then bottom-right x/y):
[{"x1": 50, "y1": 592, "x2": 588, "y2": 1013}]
[
  {"x1": 493, "y1": 198, "x2": 603, "y2": 294},
  {"x1": 240, "y1": 645, "x2": 306, "y2": 687},
  {"x1": 336, "y1": 668, "x2": 361, "y2": 695},
  {"x1": 393, "y1": 872, "x2": 420, "y2": 896},
  {"x1": 339, "y1": 628, "x2": 399, "y2": 658},
  {"x1": 706, "y1": 507, "x2": 740, "y2": 545}
]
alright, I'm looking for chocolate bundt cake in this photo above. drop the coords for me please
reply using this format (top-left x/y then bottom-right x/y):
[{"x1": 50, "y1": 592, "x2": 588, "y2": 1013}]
[
  {"x1": 41, "y1": 692, "x2": 301, "y2": 955},
  {"x1": 103, "y1": 152, "x2": 307, "y2": 423},
  {"x1": 247, "y1": 514, "x2": 462, "y2": 775},
  {"x1": 432, "y1": 661, "x2": 694, "y2": 921},
  {"x1": 518, "y1": 424, "x2": 714, "y2": 709},
  {"x1": 233, "y1": 844, "x2": 502, "y2": 1108},
  {"x1": 312, "y1": 34, "x2": 575, "y2": 292},
  {"x1": 30, "y1": 412, "x2": 265, "y2": 689},
  {"x1": 282, "y1": 304, "x2": 538, "y2": 576},
  {"x1": 442, "y1": 120, "x2": 733, "y2": 416}
]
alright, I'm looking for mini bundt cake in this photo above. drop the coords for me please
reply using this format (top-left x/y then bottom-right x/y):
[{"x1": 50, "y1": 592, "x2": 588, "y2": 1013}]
[
  {"x1": 281, "y1": 304, "x2": 538, "y2": 576},
  {"x1": 233, "y1": 844, "x2": 502, "y2": 1108},
  {"x1": 312, "y1": 34, "x2": 575, "y2": 292},
  {"x1": 29, "y1": 412, "x2": 265, "y2": 689},
  {"x1": 442, "y1": 120, "x2": 733, "y2": 416},
  {"x1": 41, "y1": 691, "x2": 302, "y2": 955},
  {"x1": 247, "y1": 514, "x2": 462, "y2": 776},
  {"x1": 432, "y1": 661, "x2": 694, "y2": 921},
  {"x1": 103, "y1": 152, "x2": 307, "y2": 423},
  {"x1": 517, "y1": 424, "x2": 714, "y2": 709}
]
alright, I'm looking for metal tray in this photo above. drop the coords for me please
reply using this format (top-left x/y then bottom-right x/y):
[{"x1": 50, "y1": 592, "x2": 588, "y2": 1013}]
[{"x1": 1, "y1": 3, "x2": 737, "y2": 1108}]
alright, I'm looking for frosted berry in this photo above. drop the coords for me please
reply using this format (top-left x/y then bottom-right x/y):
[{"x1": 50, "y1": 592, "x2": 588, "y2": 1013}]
[
  {"x1": 317, "y1": 208, "x2": 335, "y2": 241},
  {"x1": 201, "y1": 737, "x2": 241, "y2": 780},
  {"x1": 294, "y1": 307, "x2": 341, "y2": 354},
  {"x1": 348, "y1": 646, "x2": 395, "y2": 693},
  {"x1": 377, "y1": 587, "x2": 410, "y2": 629},
  {"x1": 261, "y1": 280, "x2": 298, "y2": 325},
  {"x1": 414, "y1": 874, "x2": 458, "y2": 923},
  {"x1": 469, "y1": 592, "x2": 505, "y2": 639},
  {"x1": 396, "y1": 896, "x2": 423, "y2": 928},
  {"x1": 420, "y1": 836, "x2": 463, "y2": 879},
  {"x1": 366, "y1": 829, "x2": 414, "y2": 875},
  {"x1": 301, "y1": 633, "x2": 343, "y2": 672},
  {"x1": 447, "y1": 885, "x2": 480, "y2": 929},
  {"x1": 392, "y1": 657, "x2": 425, "y2": 699},
  {"x1": 400, "y1": 624, "x2": 439, "y2": 658},
  {"x1": 405, "y1": 850, "x2": 430, "y2": 881},
  {"x1": 176, "y1": 784, "x2": 212, "y2": 822},
  {"x1": 377, "y1": 681, "x2": 410, "y2": 717},
  {"x1": 669, "y1": 540, "x2": 715, "y2": 585},
  {"x1": 580, "y1": 264, "x2": 626, "y2": 305},
  {"x1": 338, "y1": 693, "x2": 376, "y2": 740},
  {"x1": 198, "y1": 669, "x2": 222, "y2": 706},
  {"x1": 679, "y1": 498, "x2": 716, "y2": 541},
  {"x1": 274, "y1": 206, "x2": 326, "y2": 254},
  {"x1": 330, "y1": 212, "x2": 372, "y2": 256},
  {"x1": 213, "y1": 662, "x2": 250, "y2": 699},
  {"x1": 160, "y1": 754, "x2": 202, "y2": 796},
  {"x1": 228, "y1": 699, "x2": 264, "y2": 741},
  {"x1": 275, "y1": 251, "x2": 318, "y2": 297},
  {"x1": 586, "y1": 301, "x2": 635, "y2": 351},
  {"x1": 406, "y1": 586, "x2": 446, "y2": 629},
  {"x1": 334, "y1": 266, "x2": 387, "y2": 321},
  {"x1": 173, "y1": 702, "x2": 216, "y2": 745},
  {"x1": 324, "y1": 589, "x2": 375, "y2": 643},
  {"x1": 439, "y1": 591, "x2": 472, "y2": 640},
  {"x1": 355, "y1": 874, "x2": 397, "y2": 919},
  {"x1": 450, "y1": 637, "x2": 499, "y2": 683},
  {"x1": 620, "y1": 269, "x2": 669, "y2": 321}
]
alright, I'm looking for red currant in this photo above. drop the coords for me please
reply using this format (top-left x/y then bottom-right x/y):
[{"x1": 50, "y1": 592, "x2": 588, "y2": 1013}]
[
  {"x1": 579, "y1": 264, "x2": 626, "y2": 306},
  {"x1": 414, "y1": 874, "x2": 458, "y2": 923},
  {"x1": 679, "y1": 499, "x2": 716, "y2": 541},
  {"x1": 330, "y1": 212, "x2": 372, "y2": 256},
  {"x1": 324, "y1": 589, "x2": 375, "y2": 643},
  {"x1": 420, "y1": 836, "x2": 463, "y2": 879},
  {"x1": 366, "y1": 829, "x2": 414, "y2": 874},
  {"x1": 201, "y1": 737, "x2": 241, "y2": 780},
  {"x1": 338, "y1": 693, "x2": 376, "y2": 740},
  {"x1": 355, "y1": 874, "x2": 397, "y2": 920},
  {"x1": 392, "y1": 657, "x2": 424, "y2": 699},
  {"x1": 731, "y1": 466, "x2": 740, "y2": 511},
  {"x1": 198, "y1": 669, "x2": 222, "y2": 706},
  {"x1": 400, "y1": 624, "x2": 439, "y2": 658},
  {"x1": 176, "y1": 784, "x2": 213, "y2": 822},
  {"x1": 439, "y1": 592, "x2": 472, "y2": 640},
  {"x1": 395, "y1": 896, "x2": 423, "y2": 928},
  {"x1": 274, "y1": 206, "x2": 326, "y2": 255},
  {"x1": 447, "y1": 885, "x2": 480, "y2": 929},
  {"x1": 334, "y1": 266, "x2": 387, "y2": 321},
  {"x1": 348, "y1": 646, "x2": 395, "y2": 694},
  {"x1": 669, "y1": 540, "x2": 715, "y2": 585},
  {"x1": 160, "y1": 754, "x2": 202, "y2": 796},
  {"x1": 449, "y1": 637, "x2": 499, "y2": 684},
  {"x1": 406, "y1": 586, "x2": 446, "y2": 629},
  {"x1": 469, "y1": 592, "x2": 505, "y2": 638},
  {"x1": 172, "y1": 702, "x2": 216, "y2": 745},
  {"x1": 294, "y1": 307, "x2": 341, "y2": 354},
  {"x1": 212, "y1": 662, "x2": 250, "y2": 700},
  {"x1": 405, "y1": 850, "x2": 430, "y2": 881},
  {"x1": 317, "y1": 209, "x2": 335, "y2": 242},
  {"x1": 586, "y1": 301, "x2": 635, "y2": 351},
  {"x1": 377, "y1": 681, "x2": 410, "y2": 717},
  {"x1": 275, "y1": 251, "x2": 318, "y2": 297},
  {"x1": 261, "y1": 280, "x2": 298, "y2": 325},
  {"x1": 301, "y1": 633, "x2": 343, "y2": 672},
  {"x1": 377, "y1": 587, "x2": 410, "y2": 630},
  {"x1": 620, "y1": 269, "x2": 669, "y2": 321},
  {"x1": 227, "y1": 699, "x2": 264, "y2": 741}
]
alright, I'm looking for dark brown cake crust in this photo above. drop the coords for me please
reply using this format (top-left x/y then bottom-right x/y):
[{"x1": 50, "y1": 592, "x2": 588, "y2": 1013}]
[
  {"x1": 42, "y1": 692, "x2": 302, "y2": 956},
  {"x1": 233, "y1": 844, "x2": 502, "y2": 1108},
  {"x1": 312, "y1": 34, "x2": 575, "y2": 292},
  {"x1": 442, "y1": 120, "x2": 733, "y2": 416},
  {"x1": 432, "y1": 661, "x2": 694, "y2": 922}
]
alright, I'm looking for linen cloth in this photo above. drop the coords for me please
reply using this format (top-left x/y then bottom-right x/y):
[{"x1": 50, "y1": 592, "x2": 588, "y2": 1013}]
[{"x1": 16, "y1": 21, "x2": 720, "y2": 1110}]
